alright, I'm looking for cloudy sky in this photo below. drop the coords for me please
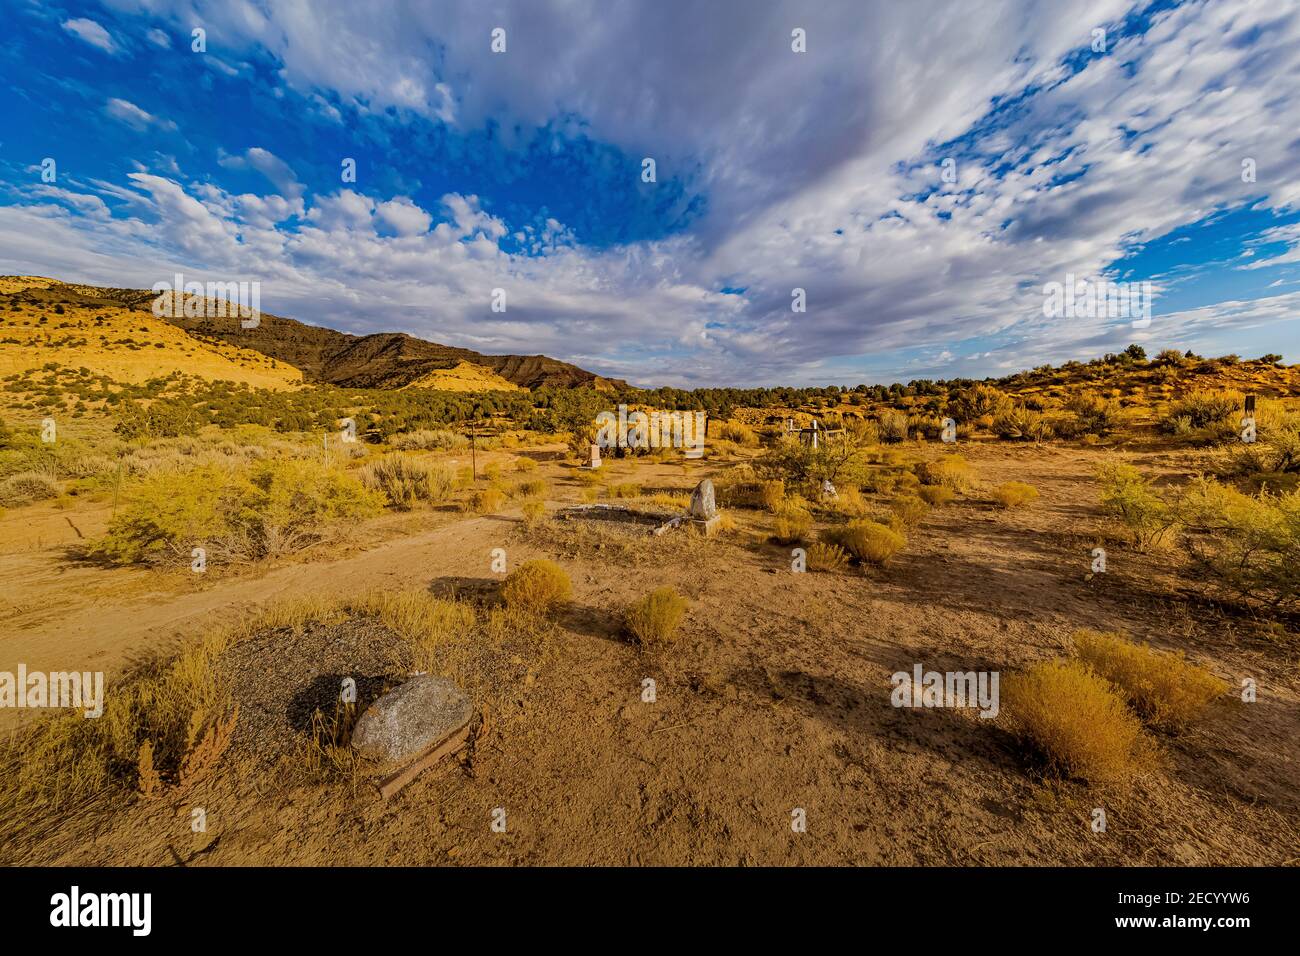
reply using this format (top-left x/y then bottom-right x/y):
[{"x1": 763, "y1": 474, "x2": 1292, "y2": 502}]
[{"x1": 2, "y1": 0, "x2": 1299, "y2": 387}]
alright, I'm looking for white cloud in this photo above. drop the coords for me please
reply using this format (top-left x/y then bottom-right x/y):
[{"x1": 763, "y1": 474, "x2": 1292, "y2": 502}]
[
  {"x1": 376, "y1": 197, "x2": 432, "y2": 236},
  {"x1": 62, "y1": 18, "x2": 120, "y2": 55},
  {"x1": 104, "y1": 98, "x2": 176, "y2": 132}
]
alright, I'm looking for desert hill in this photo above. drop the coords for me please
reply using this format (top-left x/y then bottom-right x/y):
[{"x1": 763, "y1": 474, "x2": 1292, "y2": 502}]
[
  {"x1": 0, "y1": 276, "x2": 619, "y2": 393},
  {"x1": 0, "y1": 276, "x2": 302, "y2": 390}
]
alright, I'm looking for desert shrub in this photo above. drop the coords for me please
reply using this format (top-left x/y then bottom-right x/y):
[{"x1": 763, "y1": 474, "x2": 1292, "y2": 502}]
[
  {"x1": 918, "y1": 485, "x2": 955, "y2": 506},
  {"x1": 1063, "y1": 394, "x2": 1122, "y2": 437},
  {"x1": 95, "y1": 460, "x2": 382, "y2": 566},
  {"x1": 718, "y1": 421, "x2": 760, "y2": 447},
  {"x1": 390, "y1": 429, "x2": 468, "y2": 451},
  {"x1": 772, "y1": 502, "x2": 813, "y2": 544},
  {"x1": 513, "y1": 457, "x2": 538, "y2": 473},
  {"x1": 501, "y1": 559, "x2": 572, "y2": 615},
  {"x1": 861, "y1": 467, "x2": 899, "y2": 495},
  {"x1": 949, "y1": 384, "x2": 1012, "y2": 425},
  {"x1": 1002, "y1": 659, "x2": 1146, "y2": 784},
  {"x1": 483, "y1": 461, "x2": 502, "y2": 481},
  {"x1": 829, "y1": 484, "x2": 870, "y2": 516},
  {"x1": 1178, "y1": 478, "x2": 1300, "y2": 606},
  {"x1": 877, "y1": 409, "x2": 909, "y2": 443},
  {"x1": 623, "y1": 586, "x2": 689, "y2": 646},
  {"x1": 468, "y1": 487, "x2": 506, "y2": 514},
  {"x1": 760, "y1": 479, "x2": 786, "y2": 511},
  {"x1": 607, "y1": 482, "x2": 641, "y2": 499},
  {"x1": 359, "y1": 453, "x2": 455, "y2": 509},
  {"x1": 992, "y1": 407, "x2": 1054, "y2": 441},
  {"x1": 0, "y1": 469, "x2": 59, "y2": 506},
  {"x1": 826, "y1": 519, "x2": 905, "y2": 564},
  {"x1": 889, "y1": 495, "x2": 929, "y2": 528},
  {"x1": 1073, "y1": 630, "x2": 1226, "y2": 730},
  {"x1": 1095, "y1": 461, "x2": 1175, "y2": 549},
  {"x1": 514, "y1": 478, "x2": 549, "y2": 498},
  {"x1": 805, "y1": 541, "x2": 849, "y2": 572},
  {"x1": 992, "y1": 481, "x2": 1039, "y2": 508},
  {"x1": 916, "y1": 454, "x2": 972, "y2": 491},
  {"x1": 521, "y1": 498, "x2": 547, "y2": 527},
  {"x1": 1163, "y1": 391, "x2": 1239, "y2": 431}
]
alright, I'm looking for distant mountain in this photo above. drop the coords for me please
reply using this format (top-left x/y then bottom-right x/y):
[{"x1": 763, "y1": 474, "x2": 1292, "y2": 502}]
[{"x1": 2, "y1": 277, "x2": 621, "y2": 391}]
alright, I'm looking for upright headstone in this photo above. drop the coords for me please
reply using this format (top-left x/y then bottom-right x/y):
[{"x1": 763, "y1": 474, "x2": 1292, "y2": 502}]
[
  {"x1": 688, "y1": 478, "x2": 721, "y2": 535},
  {"x1": 589, "y1": 443, "x2": 602, "y2": 469}
]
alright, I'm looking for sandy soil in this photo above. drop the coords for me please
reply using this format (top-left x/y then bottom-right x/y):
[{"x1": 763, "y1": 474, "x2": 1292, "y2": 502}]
[{"x1": 2, "y1": 443, "x2": 1297, "y2": 865}]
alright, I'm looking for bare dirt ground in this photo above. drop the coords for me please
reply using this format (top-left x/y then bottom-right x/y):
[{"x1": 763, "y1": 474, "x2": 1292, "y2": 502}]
[{"x1": 2, "y1": 442, "x2": 1298, "y2": 865}]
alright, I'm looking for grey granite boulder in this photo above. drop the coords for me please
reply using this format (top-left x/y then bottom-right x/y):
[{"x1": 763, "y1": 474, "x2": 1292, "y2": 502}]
[
  {"x1": 688, "y1": 479, "x2": 717, "y2": 519},
  {"x1": 351, "y1": 675, "x2": 472, "y2": 766}
]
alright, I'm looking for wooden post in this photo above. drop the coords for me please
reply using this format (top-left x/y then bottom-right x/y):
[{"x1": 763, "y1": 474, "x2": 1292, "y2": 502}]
[{"x1": 470, "y1": 421, "x2": 477, "y2": 481}]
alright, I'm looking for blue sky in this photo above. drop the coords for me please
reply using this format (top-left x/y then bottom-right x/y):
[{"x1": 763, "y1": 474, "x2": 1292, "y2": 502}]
[{"x1": 1, "y1": 0, "x2": 1298, "y2": 386}]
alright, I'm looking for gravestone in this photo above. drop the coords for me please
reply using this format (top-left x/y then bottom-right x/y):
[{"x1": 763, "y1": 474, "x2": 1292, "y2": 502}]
[
  {"x1": 687, "y1": 478, "x2": 721, "y2": 535},
  {"x1": 352, "y1": 675, "x2": 473, "y2": 794},
  {"x1": 589, "y1": 443, "x2": 602, "y2": 469}
]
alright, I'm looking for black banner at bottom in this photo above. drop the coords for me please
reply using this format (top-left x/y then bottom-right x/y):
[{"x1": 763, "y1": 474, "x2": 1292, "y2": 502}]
[{"x1": 0, "y1": 866, "x2": 1287, "y2": 940}]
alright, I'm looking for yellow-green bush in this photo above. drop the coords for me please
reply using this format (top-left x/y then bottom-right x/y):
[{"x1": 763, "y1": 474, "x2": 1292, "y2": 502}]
[
  {"x1": 918, "y1": 484, "x2": 955, "y2": 506},
  {"x1": 501, "y1": 559, "x2": 572, "y2": 615},
  {"x1": 916, "y1": 454, "x2": 972, "y2": 491},
  {"x1": 1073, "y1": 630, "x2": 1226, "y2": 730},
  {"x1": 889, "y1": 494, "x2": 929, "y2": 528},
  {"x1": 1096, "y1": 461, "x2": 1175, "y2": 549},
  {"x1": 772, "y1": 502, "x2": 813, "y2": 544},
  {"x1": 94, "y1": 460, "x2": 382, "y2": 565},
  {"x1": 624, "y1": 587, "x2": 689, "y2": 645},
  {"x1": 521, "y1": 498, "x2": 547, "y2": 527},
  {"x1": 359, "y1": 453, "x2": 455, "y2": 509},
  {"x1": 992, "y1": 481, "x2": 1039, "y2": 508},
  {"x1": 826, "y1": 519, "x2": 905, "y2": 564},
  {"x1": 1002, "y1": 659, "x2": 1146, "y2": 784},
  {"x1": 468, "y1": 487, "x2": 506, "y2": 514},
  {"x1": 806, "y1": 541, "x2": 849, "y2": 572}
]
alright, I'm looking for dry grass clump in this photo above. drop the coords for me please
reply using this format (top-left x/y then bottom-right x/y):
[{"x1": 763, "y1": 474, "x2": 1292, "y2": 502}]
[
  {"x1": 918, "y1": 484, "x2": 955, "y2": 506},
  {"x1": 301, "y1": 699, "x2": 360, "y2": 778},
  {"x1": 624, "y1": 586, "x2": 689, "y2": 646},
  {"x1": 468, "y1": 487, "x2": 506, "y2": 514},
  {"x1": 829, "y1": 484, "x2": 870, "y2": 516},
  {"x1": 771, "y1": 502, "x2": 813, "y2": 544},
  {"x1": 501, "y1": 559, "x2": 572, "y2": 615},
  {"x1": 917, "y1": 454, "x2": 972, "y2": 491},
  {"x1": 607, "y1": 482, "x2": 641, "y2": 499},
  {"x1": 889, "y1": 494, "x2": 930, "y2": 529},
  {"x1": 0, "y1": 470, "x2": 60, "y2": 506},
  {"x1": 521, "y1": 498, "x2": 547, "y2": 527},
  {"x1": 717, "y1": 420, "x2": 760, "y2": 447},
  {"x1": 806, "y1": 541, "x2": 849, "y2": 572},
  {"x1": 759, "y1": 479, "x2": 786, "y2": 511},
  {"x1": 992, "y1": 480, "x2": 1039, "y2": 508},
  {"x1": 359, "y1": 453, "x2": 455, "y2": 509},
  {"x1": 356, "y1": 589, "x2": 476, "y2": 671},
  {"x1": 0, "y1": 628, "x2": 238, "y2": 813},
  {"x1": 1002, "y1": 659, "x2": 1146, "y2": 784},
  {"x1": 1073, "y1": 630, "x2": 1227, "y2": 730},
  {"x1": 513, "y1": 456, "x2": 538, "y2": 473},
  {"x1": 514, "y1": 478, "x2": 548, "y2": 498},
  {"x1": 826, "y1": 519, "x2": 905, "y2": 565}
]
